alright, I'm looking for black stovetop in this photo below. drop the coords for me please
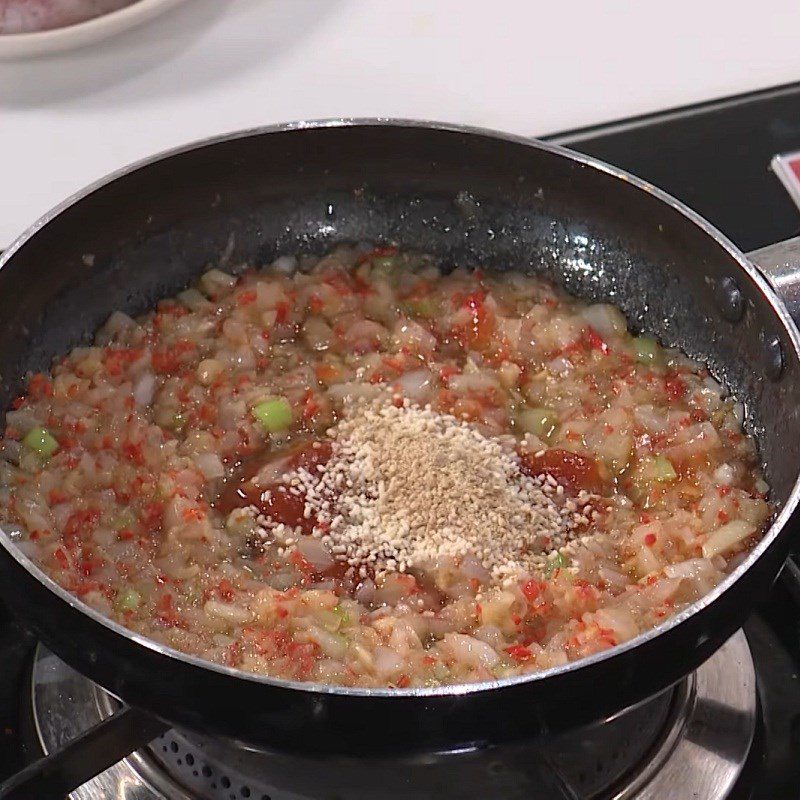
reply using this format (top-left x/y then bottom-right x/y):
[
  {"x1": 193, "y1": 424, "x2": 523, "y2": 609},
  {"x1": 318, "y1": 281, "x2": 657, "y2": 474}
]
[{"x1": 4, "y1": 84, "x2": 800, "y2": 798}]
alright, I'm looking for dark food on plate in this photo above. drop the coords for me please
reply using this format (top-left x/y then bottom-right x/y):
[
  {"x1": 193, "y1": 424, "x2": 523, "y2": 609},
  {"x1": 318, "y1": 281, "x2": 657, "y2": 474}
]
[
  {"x1": 0, "y1": 245, "x2": 771, "y2": 687},
  {"x1": 0, "y1": 0, "x2": 135, "y2": 34}
]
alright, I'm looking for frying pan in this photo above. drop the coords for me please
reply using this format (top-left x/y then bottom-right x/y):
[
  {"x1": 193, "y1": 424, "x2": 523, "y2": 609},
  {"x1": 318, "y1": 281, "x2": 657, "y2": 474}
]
[{"x1": 1, "y1": 120, "x2": 800, "y2": 796}]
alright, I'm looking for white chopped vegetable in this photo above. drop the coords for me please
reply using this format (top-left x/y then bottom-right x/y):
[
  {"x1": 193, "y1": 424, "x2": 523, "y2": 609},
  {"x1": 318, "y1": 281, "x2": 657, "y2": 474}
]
[
  {"x1": 702, "y1": 520, "x2": 755, "y2": 558},
  {"x1": 302, "y1": 317, "x2": 332, "y2": 351},
  {"x1": 581, "y1": 303, "x2": 627, "y2": 339},
  {"x1": 441, "y1": 633, "x2": 500, "y2": 669},
  {"x1": 195, "y1": 453, "x2": 225, "y2": 480},
  {"x1": 395, "y1": 369, "x2": 434, "y2": 402},
  {"x1": 373, "y1": 645, "x2": 405, "y2": 677},
  {"x1": 199, "y1": 268, "x2": 236, "y2": 298},
  {"x1": 95, "y1": 311, "x2": 138, "y2": 345},
  {"x1": 177, "y1": 288, "x2": 212, "y2": 312},
  {"x1": 132, "y1": 372, "x2": 156, "y2": 407},
  {"x1": 295, "y1": 537, "x2": 334, "y2": 571},
  {"x1": 713, "y1": 463, "x2": 736, "y2": 486},
  {"x1": 203, "y1": 600, "x2": 252, "y2": 624},
  {"x1": 271, "y1": 255, "x2": 298, "y2": 274}
]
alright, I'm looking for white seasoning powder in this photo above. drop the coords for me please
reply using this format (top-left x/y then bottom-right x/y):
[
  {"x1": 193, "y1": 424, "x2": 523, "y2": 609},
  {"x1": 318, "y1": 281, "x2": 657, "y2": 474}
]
[{"x1": 257, "y1": 400, "x2": 595, "y2": 585}]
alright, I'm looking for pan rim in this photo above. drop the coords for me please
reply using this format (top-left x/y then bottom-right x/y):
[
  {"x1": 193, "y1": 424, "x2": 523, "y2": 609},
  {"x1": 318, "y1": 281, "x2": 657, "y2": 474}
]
[{"x1": 1, "y1": 117, "x2": 798, "y2": 701}]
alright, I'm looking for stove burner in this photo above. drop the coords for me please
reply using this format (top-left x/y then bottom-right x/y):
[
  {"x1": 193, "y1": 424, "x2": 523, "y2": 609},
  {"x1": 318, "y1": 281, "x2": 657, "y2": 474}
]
[{"x1": 28, "y1": 633, "x2": 756, "y2": 800}]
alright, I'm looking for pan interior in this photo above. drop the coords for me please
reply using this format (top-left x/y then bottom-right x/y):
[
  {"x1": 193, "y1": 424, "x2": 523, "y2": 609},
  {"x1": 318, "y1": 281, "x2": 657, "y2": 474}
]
[{"x1": 1, "y1": 123, "x2": 797, "y2": 507}]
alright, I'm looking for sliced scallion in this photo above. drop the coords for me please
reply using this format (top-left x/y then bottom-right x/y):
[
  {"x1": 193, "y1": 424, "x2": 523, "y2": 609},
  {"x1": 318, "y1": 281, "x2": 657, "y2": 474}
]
[
  {"x1": 517, "y1": 407, "x2": 558, "y2": 442},
  {"x1": 252, "y1": 397, "x2": 292, "y2": 433},
  {"x1": 114, "y1": 586, "x2": 141, "y2": 613},
  {"x1": 634, "y1": 336, "x2": 660, "y2": 364},
  {"x1": 402, "y1": 297, "x2": 438, "y2": 318},
  {"x1": 544, "y1": 552, "x2": 569, "y2": 578},
  {"x1": 22, "y1": 427, "x2": 59, "y2": 459}
]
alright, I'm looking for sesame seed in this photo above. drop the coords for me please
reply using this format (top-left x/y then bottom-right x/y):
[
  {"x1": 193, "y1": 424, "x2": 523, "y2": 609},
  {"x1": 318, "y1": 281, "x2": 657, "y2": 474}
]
[{"x1": 256, "y1": 400, "x2": 596, "y2": 586}]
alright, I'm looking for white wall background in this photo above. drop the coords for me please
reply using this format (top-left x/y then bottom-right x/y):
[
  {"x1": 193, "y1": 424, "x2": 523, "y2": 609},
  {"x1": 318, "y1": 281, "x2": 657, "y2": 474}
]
[{"x1": 2, "y1": 0, "x2": 800, "y2": 244}]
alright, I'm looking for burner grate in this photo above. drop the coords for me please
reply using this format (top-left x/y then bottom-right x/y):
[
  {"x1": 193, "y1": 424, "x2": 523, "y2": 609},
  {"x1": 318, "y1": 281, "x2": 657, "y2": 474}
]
[{"x1": 27, "y1": 633, "x2": 756, "y2": 800}]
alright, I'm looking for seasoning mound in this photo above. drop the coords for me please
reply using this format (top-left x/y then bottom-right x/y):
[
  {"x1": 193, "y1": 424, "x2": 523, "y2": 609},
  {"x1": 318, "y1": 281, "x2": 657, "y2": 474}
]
[{"x1": 259, "y1": 400, "x2": 594, "y2": 584}]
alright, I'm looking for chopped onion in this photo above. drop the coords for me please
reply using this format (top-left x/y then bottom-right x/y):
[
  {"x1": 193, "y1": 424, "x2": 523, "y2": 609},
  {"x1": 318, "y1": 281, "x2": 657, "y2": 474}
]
[
  {"x1": 581, "y1": 304, "x2": 627, "y2": 339},
  {"x1": 594, "y1": 606, "x2": 639, "y2": 640},
  {"x1": 664, "y1": 558, "x2": 715, "y2": 581},
  {"x1": 442, "y1": 633, "x2": 500, "y2": 668},
  {"x1": 546, "y1": 356, "x2": 572, "y2": 376},
  {"x1": 256, "y1": 281, "x2": 288, "y2": 309},
  {"x1": 195, "y1": 453, "x2": 225, "y2": 480},
  {"x1": 392, "y1": 319, "x2": 437, "y2": 352},
  {"x1": 296, "y1": 537, "x2": 334, "y2": 570},
  {"x1": 373, "y1": 645, "x2": 405, "y2": 677},
  {"x1": 472, "y1": 624, "x2": 505, "y2": 649},
  {"x1": 447, "y1": 372, "x2": 500, "y2": 393},
  {"x1": 271, "y1": 255, "x2": 298, "y2": 274},
  {"x1": 458, "y1": 554, "x2": 490, "y2": 583},
  {"x1": 326, "y1": 382, "x2": 385, "y2": 402},
  {"x1": 305, "y1": 626, "x2": 348, "y2": 659},
  {"x1": 395, "y1": 369, "x2": 434, "y2": 402},
  {"x1": 344, "y1": 320, "x2": 387, "y2": 352},
  {"x1": 302, "y1": 317, "x2": 332, "y2": 351},
  {"x1": 95, "y1": 311, "x2": 138, "y2": 345},
  {"x1": 132, "y1": 372, "x2": 156, "y2": 407},
  {"x1": 204, "y1": 600, "x2": 252, "y2": 624},
  {"x1": 177, "y1": 288, "x2": 211, "y2": 312},
  {"x1": 713, "y1": 463, "x2": 735, "y2": 486},
  {"x1": 199, "y1": 269, "x2": 236, "y2": 299},
  {"x1": 702, "y1": 520, "x2": 755, "y2": 558},
  {"x1": 355, "y1": 578, "x2": 376, "y2": 605}
]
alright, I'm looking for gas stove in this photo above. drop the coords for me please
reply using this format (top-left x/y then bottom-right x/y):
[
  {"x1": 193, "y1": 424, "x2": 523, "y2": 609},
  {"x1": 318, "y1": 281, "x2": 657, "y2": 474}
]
[
  {"x1": 3, "y1": 86, "x2": 800, "y2": 799},
  {"x1": 26, "y1": 633, "x2": 756, "y2": 800}
]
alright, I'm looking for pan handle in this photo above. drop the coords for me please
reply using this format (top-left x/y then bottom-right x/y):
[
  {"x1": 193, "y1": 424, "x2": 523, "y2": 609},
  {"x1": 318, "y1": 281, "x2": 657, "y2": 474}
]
[
  {"x1": 0, "y1": 704, "x2": 168, "y2": 799},
  {"x1": 747, "y1": 236, "x2": 800, "y2": 322}
]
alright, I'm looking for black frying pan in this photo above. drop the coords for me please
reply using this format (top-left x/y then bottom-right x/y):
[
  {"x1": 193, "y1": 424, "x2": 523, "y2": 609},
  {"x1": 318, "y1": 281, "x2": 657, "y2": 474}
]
[{"x1": 1, "y1": 120, "x2": 800, "y2": 795}]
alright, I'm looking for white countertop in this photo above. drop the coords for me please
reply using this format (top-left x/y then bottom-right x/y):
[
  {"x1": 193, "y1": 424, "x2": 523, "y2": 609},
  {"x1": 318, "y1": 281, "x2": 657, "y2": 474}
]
[{"x1": 2, "y1": 0, "x2": 800, "y2": 246}]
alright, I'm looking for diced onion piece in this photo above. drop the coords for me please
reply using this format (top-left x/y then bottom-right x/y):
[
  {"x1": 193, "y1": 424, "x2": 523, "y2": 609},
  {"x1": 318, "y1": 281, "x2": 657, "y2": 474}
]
[
  {"x1": 195, "y1": 453, "x2": 225, "y2": 480},
  {"x1": 296, "y1": 536, "x2": 334, "y2": 571},
  {"x1": 22, "y1": 427, "x2": 58, "y2": 458},
  {"x1": 594, "y1": 606, "x2": 639, "y2": 641},
  {"x1": 199, "y1": 269, "x2": 236, "y2": 299},
  {"x1": 177, "y1": 288, "x2": 211, "y2": 311},
  {"x1": 326, "y1": 382, "x2": 385, "y2": 402},
  {"x1": 132, "y1": 372, "x2": 156, "y2": 407},
  {"x1": 373, "y1": 645, "x2": 405, "y2": 677},
  {"x1": 702, "y1": 520, "x2": 756, "y2": 558},
  {"x1": 581, "y1": 304, "x2": 627, "y2": 339},
  {"x1": 393, "y1": 319, "x2": 437, "y2": 352},
  {"x1": 713, "y1": 463, "x2": 735, "y2": 486},
  {"x1": 256, "y1": 281, "x2": 288, "y2": 309},
  {"x1": 395, "y1": 369, "x2": 434, "y2": 402},
  {"x1": 307, "y1": 626, "x2": 348, "y2": 659},
  {"x1": 447, "y1": 372, "x2": 500, "y2": 393},
  {"x1": 442, "y1": 633, "x2": 500, "y2": 669},
  {"x1": 458, "y1": 554, "x2": 490, "y2": 583},
  {"x1": 516, "y1": 407, "x2": 558, "y2": 441},
  {"x1": 271, "y1": 255, "x2": 297, "y2": 274},
  {"x1": 196, "y1": 359, "x2": 224, "y2": 386},
  {"x1": 354, "y1": 578, "x2": 376, "y2": 604},
  {"x1": 96, "y1": 310, "x2": 139, "y2": 345},
  {"x1": 302, "y1": 317, "x2": 333, "y2": 351},
  {"x1": 251, "y1": 397, "x2": 292, "y2": 433},
  {"x1": 204, "y1": 600, "x2": 252, "y2": 624}
]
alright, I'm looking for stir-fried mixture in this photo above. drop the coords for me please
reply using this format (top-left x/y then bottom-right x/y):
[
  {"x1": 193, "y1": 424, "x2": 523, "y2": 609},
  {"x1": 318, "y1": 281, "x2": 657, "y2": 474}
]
[{"x1": 0, "y1": 245, "x2": 771, "y2": 687}]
